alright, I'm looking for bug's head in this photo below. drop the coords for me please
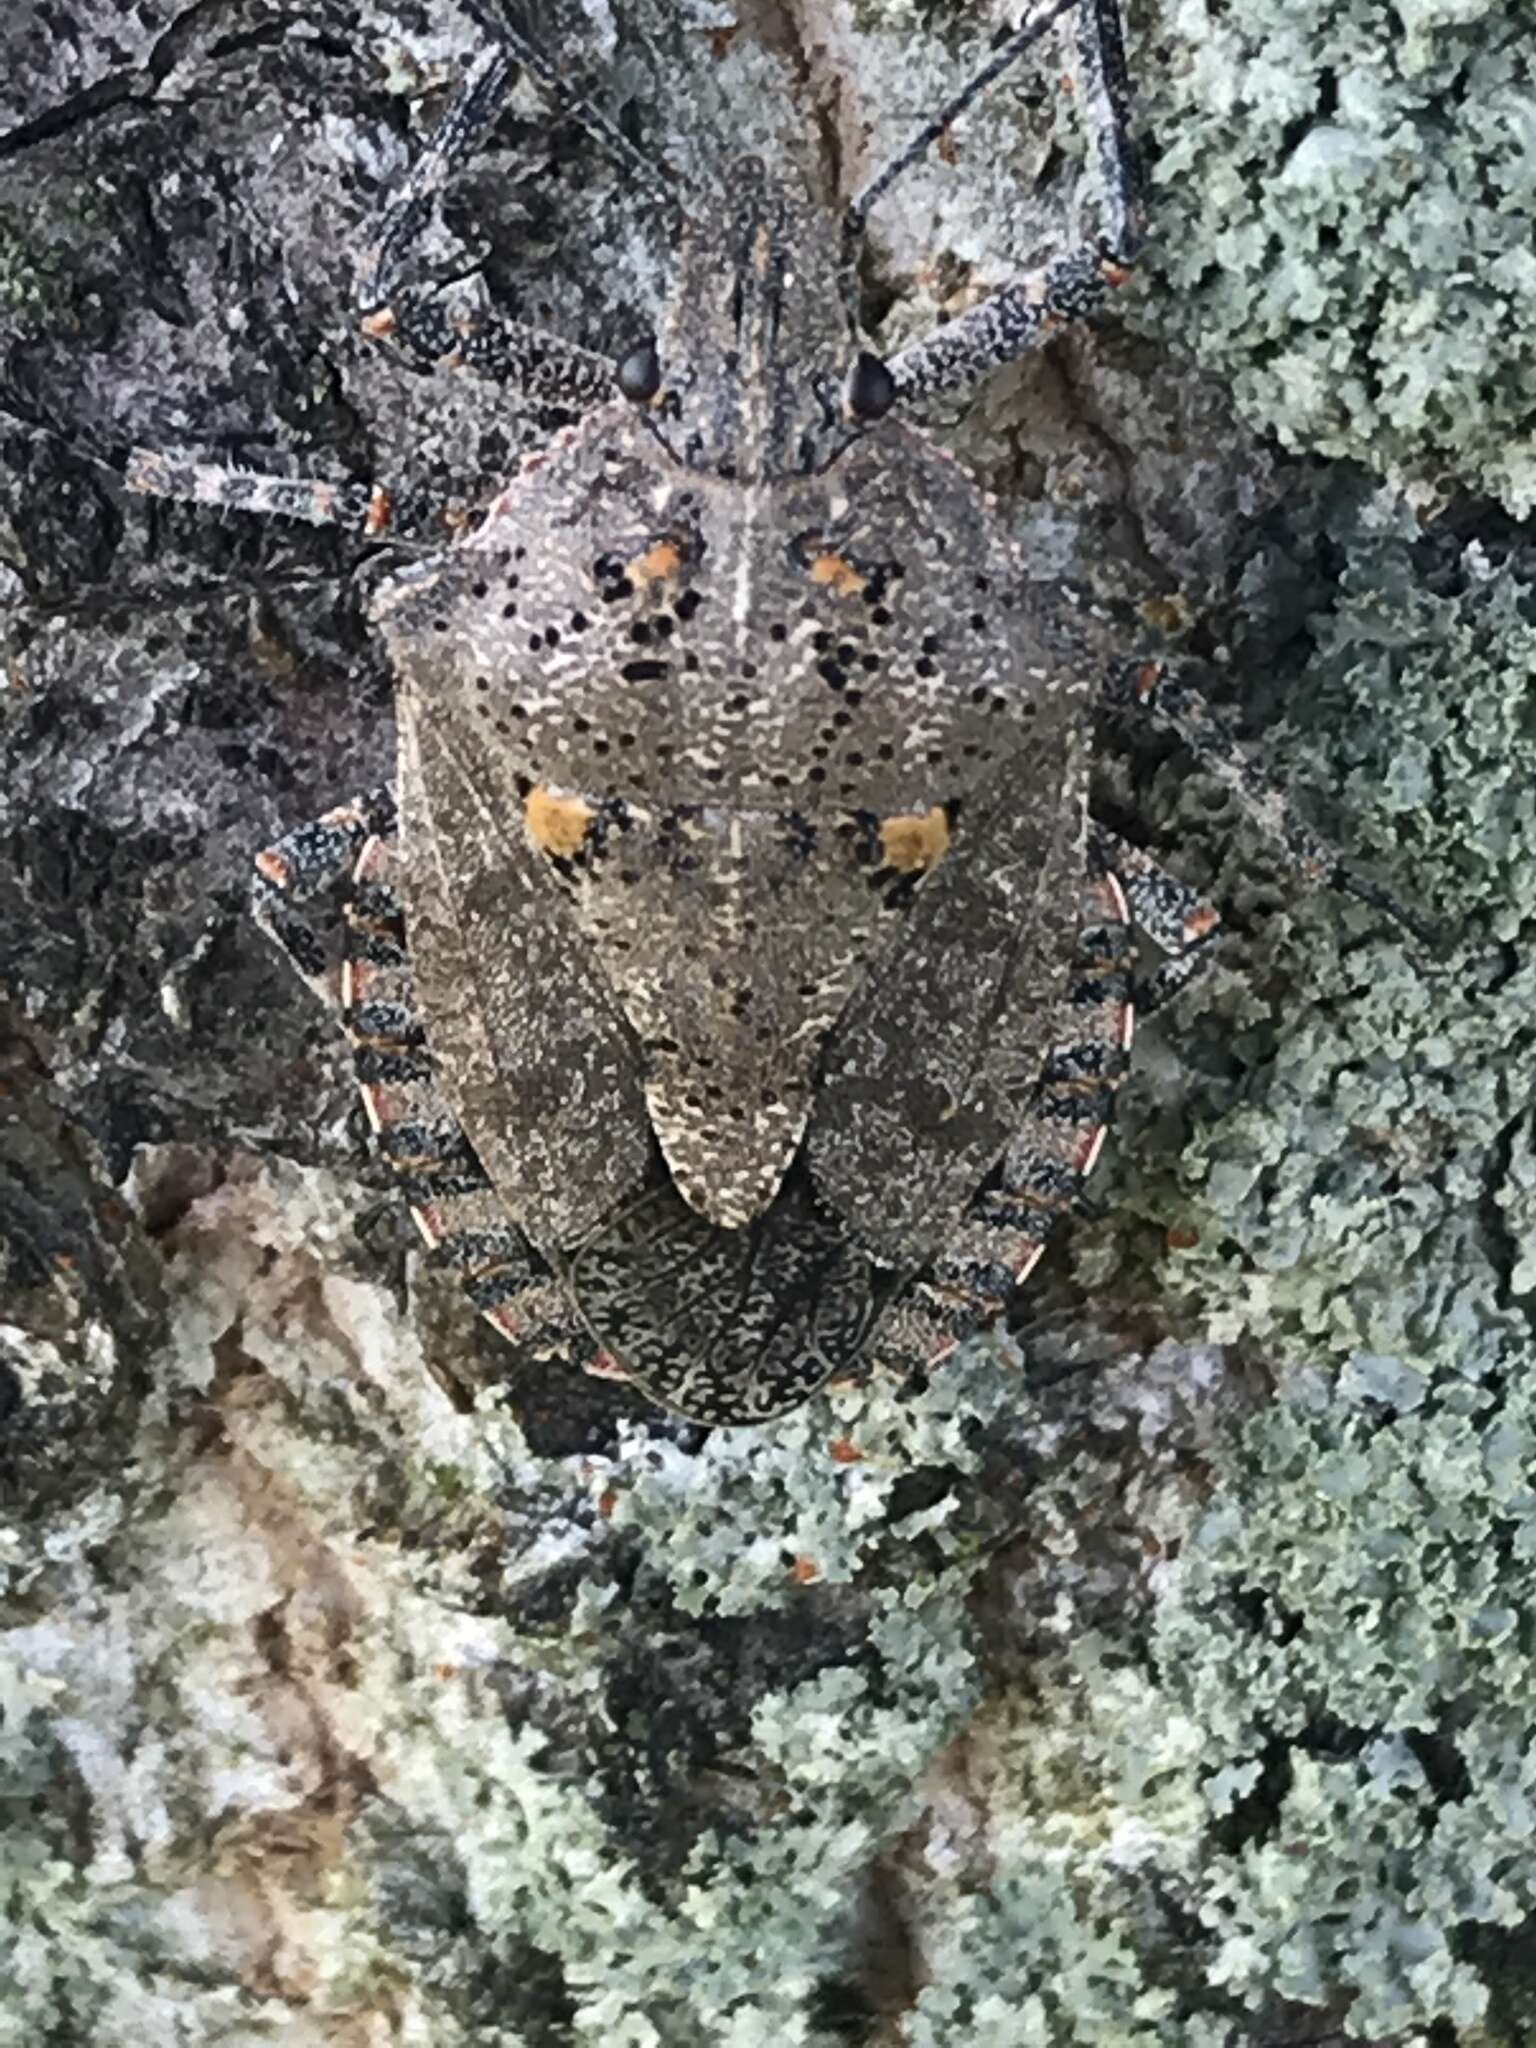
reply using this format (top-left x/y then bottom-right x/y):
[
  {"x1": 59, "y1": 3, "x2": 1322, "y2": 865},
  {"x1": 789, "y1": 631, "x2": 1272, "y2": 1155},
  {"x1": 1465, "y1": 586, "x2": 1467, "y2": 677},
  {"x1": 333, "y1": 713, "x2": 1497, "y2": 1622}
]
[{"x1": 616, "y1": 156, "x2": 896, "y2": 483}]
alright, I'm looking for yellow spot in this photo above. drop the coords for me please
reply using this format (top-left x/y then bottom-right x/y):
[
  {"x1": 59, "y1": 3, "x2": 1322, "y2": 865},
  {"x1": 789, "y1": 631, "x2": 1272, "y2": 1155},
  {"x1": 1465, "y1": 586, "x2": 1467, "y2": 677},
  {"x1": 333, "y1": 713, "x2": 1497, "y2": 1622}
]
[
  {"x1": 1139, "y1": 592, "x2": 1190, "y2": 633},
  {"x1": 880, "y1": 805, "x2": 950, "y2": 873},
  {"x1": 809, "y1": 550, "x2": 867, "y2": 598},
  {"x1": 524, "y1": 784, "x2": 594, "y2": 858},
  {"x1": 628, "y1": 538, "x2": 684, "y2": 585}
]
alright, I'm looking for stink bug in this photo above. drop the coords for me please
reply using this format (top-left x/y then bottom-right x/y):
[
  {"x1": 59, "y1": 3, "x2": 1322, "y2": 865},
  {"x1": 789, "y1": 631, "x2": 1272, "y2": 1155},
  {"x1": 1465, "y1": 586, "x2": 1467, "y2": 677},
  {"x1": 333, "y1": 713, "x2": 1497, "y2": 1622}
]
[{"x1": 126, "y1": 1, "x2": 1415, "y2": 1423}]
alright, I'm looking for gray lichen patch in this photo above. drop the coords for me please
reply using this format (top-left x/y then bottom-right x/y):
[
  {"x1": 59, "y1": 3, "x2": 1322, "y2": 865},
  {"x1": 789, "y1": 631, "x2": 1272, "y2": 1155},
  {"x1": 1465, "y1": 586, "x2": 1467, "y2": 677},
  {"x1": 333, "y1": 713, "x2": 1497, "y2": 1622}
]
[{"x1": 1136, "y1": 0, "x2": 1536, "y2": 512}]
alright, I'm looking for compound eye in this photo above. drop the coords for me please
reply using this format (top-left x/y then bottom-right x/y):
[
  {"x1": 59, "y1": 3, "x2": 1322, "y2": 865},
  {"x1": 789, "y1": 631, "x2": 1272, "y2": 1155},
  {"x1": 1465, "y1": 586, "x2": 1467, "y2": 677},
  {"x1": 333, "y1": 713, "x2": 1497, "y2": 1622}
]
[
  {"x1": 617, "y1": 338, "x2": 662, "y2": 404},
  {"x1": 845, "y1": 350, "x2": 896, "y2": 423}
]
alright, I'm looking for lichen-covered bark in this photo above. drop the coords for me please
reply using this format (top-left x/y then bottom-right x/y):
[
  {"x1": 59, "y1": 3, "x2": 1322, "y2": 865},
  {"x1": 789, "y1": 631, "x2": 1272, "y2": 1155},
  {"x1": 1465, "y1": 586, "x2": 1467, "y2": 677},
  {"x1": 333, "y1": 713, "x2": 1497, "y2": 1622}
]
[{"x1": 3, "y1": 1, "x2": 1534, "y2": 2042}]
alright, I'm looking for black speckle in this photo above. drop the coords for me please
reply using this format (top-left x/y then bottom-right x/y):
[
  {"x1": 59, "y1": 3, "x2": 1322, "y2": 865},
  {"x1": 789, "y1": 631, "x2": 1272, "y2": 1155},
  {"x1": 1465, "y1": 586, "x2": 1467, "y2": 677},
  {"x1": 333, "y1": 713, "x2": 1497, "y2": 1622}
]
[
  {"x1": 528, "y1": 632, "x2": 543, "y2": 652},
  {"x1": 621, "y1": 659, "x2": 671, "y2": 683},
  {"x1": 915, "y1": 657, "x2": 936, "y2": 679},
  {"x1": 675, "y1": 589, "x2": 704, "y2": 621},
  {"x1": 818, "y1": 659, "x2": 848, "y2": 691},
  {"x1": 769, "y1": 622, "x2": 788, "y2": 642}
]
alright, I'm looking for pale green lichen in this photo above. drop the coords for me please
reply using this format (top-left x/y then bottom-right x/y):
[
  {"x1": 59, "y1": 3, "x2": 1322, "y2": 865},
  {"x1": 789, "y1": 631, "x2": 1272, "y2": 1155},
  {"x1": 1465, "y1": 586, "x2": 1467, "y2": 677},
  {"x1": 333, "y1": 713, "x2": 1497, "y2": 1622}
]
[{"x1": 1139, "y1": 0, "x2": 1536, "y2": 512}]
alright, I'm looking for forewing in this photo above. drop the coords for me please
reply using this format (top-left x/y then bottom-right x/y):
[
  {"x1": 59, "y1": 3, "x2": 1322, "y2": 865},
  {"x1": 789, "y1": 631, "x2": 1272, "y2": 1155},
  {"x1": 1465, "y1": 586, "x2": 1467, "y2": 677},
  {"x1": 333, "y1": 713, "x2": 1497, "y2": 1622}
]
[
  {"x1": 383, "y1": 595, "x2": 654, "y2": 1249},
  {"x1": 805, "y1": 560, "x2": 1092, "y2": 1269},
  {"x1": 569, "y1": 1170, "x2": 881, "y2": 1424}
]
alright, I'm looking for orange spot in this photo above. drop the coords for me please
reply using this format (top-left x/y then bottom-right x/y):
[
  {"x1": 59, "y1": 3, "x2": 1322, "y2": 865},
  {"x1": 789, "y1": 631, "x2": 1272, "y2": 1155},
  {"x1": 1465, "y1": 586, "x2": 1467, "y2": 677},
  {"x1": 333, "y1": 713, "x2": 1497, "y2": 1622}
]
[
  {"x1": 1167, "y1": 1225, "x2": 1201, "y2": 1251},
  {"x1": 255, "y1": 848, "x2": 291, "y2": 886},
  {"x1": 365, "y1": 485, "x2": 392, "y2": 536},
  {"x1": 628, "y1": 538, "x2": 684, "y2": 586},
  {"x1": 880, "y1": 805, "x2": 950, "y2": 873},
  {"x1": 809, "y1": 551, "x2": 867, "y2": 598},
  {"x1": 1099, "y1": 258, "x2": 1131, "y2": 287},
  {"x1": 828, "y1": 1437, "x2": 862, "y2": 1465},
  {"x1": 524, "y1": 785, "x2": 594, "y2": 858},
  {"x1": 597, "y1": 1487, "x2": 620, "y2": 1517},
  {"x1": 1135, "y1": 660, "x2": 1163, "y2": 699},
  {"x1": 360, "y1": 305, "x2": 397, "y2": 338},
  {"x1": 433, "y1": 1662, "x2": 459, "y2": 1680},
  {"x1": 789, "y1": 1556, "x2": 821, "y2": 1585},
  {"x1": 1185, "y1": 906, "x2": 1220, "y2": 940}
]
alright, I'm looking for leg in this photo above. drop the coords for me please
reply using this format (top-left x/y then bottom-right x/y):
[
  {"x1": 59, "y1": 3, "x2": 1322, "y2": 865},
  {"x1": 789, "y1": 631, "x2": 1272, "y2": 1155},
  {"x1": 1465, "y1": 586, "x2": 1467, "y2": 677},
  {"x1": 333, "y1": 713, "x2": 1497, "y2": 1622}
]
[
  {"x1": 874, "y1": 829, "x2": 1219, "y2": 1376},
  {"x1": 852, "y1": 0, "x2": 1143, "y2": 408},
  {"x1": 356, "y1": 48, "x2": 617, "y2": 413},
  {"x1": 1105, "y1": 657, "x2": 1442, "y2": 952},
  {"x1": 127, "y1": 448, "x2": 395, "y2": 535},
  {"x1": 251, "y1": 788, "x2": 399, "y2": 1006}
]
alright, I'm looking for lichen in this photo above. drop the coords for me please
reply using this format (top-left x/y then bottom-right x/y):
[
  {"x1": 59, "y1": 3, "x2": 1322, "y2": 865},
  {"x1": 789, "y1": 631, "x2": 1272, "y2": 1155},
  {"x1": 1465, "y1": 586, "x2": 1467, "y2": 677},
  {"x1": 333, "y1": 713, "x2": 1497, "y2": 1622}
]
[{"x1": 1137, "y1": 0, "x2": 1536, "y2": 513}]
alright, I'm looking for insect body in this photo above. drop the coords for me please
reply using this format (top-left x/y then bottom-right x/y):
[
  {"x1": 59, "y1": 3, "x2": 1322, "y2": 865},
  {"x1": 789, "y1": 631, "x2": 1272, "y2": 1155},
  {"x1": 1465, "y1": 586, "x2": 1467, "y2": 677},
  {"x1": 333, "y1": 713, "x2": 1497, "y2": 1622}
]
[{"x1": 128, "y1": 3, "x2": 1388, "y2": 1422}]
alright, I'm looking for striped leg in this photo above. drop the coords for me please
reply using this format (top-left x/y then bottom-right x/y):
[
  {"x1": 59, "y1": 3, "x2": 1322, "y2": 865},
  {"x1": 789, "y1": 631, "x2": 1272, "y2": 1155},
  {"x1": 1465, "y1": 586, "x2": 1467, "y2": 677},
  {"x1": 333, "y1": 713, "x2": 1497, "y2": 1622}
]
[
  {"x1": 127, "y1": 447, "x2": 396, "y2": 534},
  {"x1": 252, "y1": 788, "x2": 399, "y2": 1008},
  {"x1": 355, "y1": 48, "x2": 617, "y2": 412},
  {"x1": 252, "y1": 803, "x2": 593, "y2": 1371},
  {"x1": 875, "y1": 830, "x2": 1220, "y2": 1377},
  {"x1": 1105, "y1": 657, "x2": 1439, "y2": 950}
]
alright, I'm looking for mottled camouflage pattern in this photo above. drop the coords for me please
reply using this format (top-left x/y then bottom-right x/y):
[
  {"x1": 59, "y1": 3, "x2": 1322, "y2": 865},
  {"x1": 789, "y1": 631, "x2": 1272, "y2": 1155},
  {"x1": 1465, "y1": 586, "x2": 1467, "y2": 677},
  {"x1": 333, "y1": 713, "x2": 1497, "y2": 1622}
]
[{"x1": 365, "y1": 164, "x2": 1095, "y2": 1417}]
